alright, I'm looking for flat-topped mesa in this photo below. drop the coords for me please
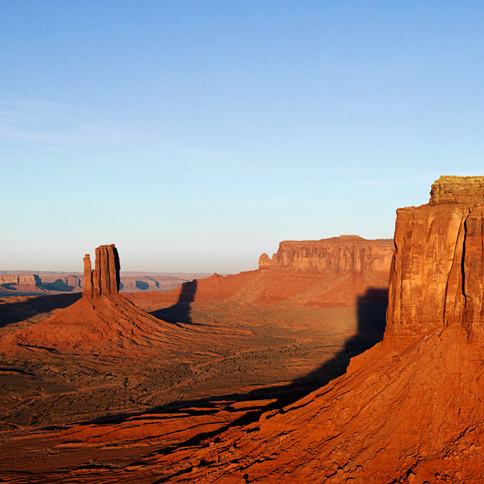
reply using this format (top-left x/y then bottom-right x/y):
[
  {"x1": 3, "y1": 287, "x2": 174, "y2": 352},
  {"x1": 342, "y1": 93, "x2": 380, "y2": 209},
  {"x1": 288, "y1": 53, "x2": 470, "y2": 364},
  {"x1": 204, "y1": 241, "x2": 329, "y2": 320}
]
[
  {"x1": 385, "y1": 175, "x2": 484, "y2": 351},
  {"x1": 82, "y1": 244, "x2": 120, "y2": 299},
  {"x1": 259, "y1": 235, "x2": 393, "y2": 274},
  {"x1": 430, "y1": 175, "x2": 484, "y2": 205}
]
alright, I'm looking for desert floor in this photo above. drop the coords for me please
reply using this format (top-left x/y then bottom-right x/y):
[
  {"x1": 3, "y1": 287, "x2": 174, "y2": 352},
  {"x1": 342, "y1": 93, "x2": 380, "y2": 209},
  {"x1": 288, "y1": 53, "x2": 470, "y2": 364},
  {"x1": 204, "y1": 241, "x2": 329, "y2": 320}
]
[{"x1": 0, "y1": 291, "x2": 385, "y2": 482}]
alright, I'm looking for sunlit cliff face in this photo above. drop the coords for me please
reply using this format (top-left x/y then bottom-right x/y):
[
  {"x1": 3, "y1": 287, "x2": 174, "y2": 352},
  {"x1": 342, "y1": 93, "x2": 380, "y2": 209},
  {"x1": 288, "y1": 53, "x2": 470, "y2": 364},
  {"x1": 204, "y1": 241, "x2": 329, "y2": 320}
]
[{"x1": 386, "y1": 175, "x2": 484, "y2": 350}]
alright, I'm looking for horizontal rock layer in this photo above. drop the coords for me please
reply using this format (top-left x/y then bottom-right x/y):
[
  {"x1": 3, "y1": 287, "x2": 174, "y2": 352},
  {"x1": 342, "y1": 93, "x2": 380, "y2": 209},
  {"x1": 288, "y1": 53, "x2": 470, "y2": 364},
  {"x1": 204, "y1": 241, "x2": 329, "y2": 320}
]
[
  {"x1": 430, "y1": 175, "x2": 484, "y2": 205},
  {"x1": 259, "y1": 235, "x2": 393, "y2": 275},
  {"x1": 0, "y1": 274, "x2": 39, "y2": 285}
]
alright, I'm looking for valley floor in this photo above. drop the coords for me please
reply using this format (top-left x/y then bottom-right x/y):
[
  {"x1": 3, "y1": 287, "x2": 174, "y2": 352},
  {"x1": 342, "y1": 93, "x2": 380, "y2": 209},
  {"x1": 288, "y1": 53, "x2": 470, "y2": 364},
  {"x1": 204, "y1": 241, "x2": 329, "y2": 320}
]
[{"x1": 0, "y1": 291, "x2": 385, "y2": 482}]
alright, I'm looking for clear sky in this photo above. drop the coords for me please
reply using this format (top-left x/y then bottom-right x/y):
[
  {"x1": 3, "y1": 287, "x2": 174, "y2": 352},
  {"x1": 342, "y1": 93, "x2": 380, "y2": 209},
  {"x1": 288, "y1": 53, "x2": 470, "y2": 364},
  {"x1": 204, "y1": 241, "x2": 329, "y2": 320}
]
[{"x1": 2, "y1": 1, "x2": 484, "y2": 273}]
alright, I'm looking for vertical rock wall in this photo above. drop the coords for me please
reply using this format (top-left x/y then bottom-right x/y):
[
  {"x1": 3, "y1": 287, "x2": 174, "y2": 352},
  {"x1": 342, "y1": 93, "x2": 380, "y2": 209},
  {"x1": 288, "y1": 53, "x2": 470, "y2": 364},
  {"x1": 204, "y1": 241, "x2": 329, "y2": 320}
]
[
  {"x1": 83, "y1": 244, "x2": 120, "y2": 299},
  {"x1": 259, "y1": 235, "x2": 394, "y2": 275},
  {"x1": 385, "y1": 176, "x2": 484, "y2": 350}
]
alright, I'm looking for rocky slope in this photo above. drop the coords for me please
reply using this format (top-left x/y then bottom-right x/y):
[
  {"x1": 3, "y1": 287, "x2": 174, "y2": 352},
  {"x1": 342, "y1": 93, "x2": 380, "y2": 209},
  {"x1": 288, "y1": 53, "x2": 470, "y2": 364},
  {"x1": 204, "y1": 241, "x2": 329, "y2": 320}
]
[{"x1": 146, "y1": 326, "x2": 484, "y2": 484}]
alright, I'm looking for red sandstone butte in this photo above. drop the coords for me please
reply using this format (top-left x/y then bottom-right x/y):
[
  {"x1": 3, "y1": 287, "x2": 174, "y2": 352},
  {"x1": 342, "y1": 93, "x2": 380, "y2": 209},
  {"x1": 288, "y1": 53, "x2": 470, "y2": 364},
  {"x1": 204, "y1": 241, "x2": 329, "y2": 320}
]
[
  {"x1": 259, "y1": 235, "x2": 393, "y2": 275},
  {"x1": 7, "y1": 244, "x2": 190, "y2": 350},
  {"x1": 83, "y1": 244, "x2": 120, "y2": 299},
  {"x1": 386, "y1": 175, "x2": 484, "y2": 350}
]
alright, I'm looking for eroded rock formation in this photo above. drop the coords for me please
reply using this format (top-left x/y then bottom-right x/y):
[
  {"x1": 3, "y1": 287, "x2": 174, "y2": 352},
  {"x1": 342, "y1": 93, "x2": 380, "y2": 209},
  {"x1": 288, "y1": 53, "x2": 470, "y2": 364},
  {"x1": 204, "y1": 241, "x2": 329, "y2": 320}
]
[
  {"x1": 0, "y1": 274, "x2": 39, "y2": 286},
  {"x1": 8, "y1": 244, "x2": 191, "y2": 350},
  {"x1": 0, "y1": 274, "x2": 40, "y2": 293},
  {"x1": 259, "y1": 235, "x2": 393, "y2": 275},
  {"x1": 386, "y1": 175, "x2": 484, "y2": 350},
  {"x1": 83, "y1": 244, "x2": 120, "y2": 299},
  {"x1": 82, "y1": 255, "x2": 93, "y2": 298}
]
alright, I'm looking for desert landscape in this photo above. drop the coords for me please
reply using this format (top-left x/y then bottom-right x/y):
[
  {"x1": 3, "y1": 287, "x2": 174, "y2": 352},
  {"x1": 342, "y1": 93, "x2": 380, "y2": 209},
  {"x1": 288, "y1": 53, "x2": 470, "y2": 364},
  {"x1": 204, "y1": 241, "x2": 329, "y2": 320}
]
[
  {"x1": 3, "y1": 3, "x2": 484, "y2": 482},
  {"x1": 1, "y1": 176, "x2": 484, "y2": 482}
]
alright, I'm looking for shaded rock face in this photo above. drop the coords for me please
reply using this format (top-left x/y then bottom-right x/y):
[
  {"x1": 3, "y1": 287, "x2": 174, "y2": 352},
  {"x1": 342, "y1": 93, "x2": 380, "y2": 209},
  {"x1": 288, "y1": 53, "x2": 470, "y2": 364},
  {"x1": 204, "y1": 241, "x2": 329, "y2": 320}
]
[
  {"x1": 82, "y1": 244, "x2": 120, "y2": 299},
  {"x1": 0, "y1": 274, "x2": 40, "y2": 292},
  {"x1": 259, "y1": 235, "x2": 393, "y2": 275},
  {"x1": 386, "y1": 175, "x2": 484, "y2": 350}
]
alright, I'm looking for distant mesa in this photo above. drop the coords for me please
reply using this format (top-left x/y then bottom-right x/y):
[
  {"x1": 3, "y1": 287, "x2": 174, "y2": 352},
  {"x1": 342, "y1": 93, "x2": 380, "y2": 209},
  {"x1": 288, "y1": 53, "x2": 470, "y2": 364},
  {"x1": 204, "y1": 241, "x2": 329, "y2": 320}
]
[
  {"x1": 0, "y1": 274, "x2": 42, "y2": 293},
  {"x1": 129, "y1": 234, "x2": 394, "y2": 311},
  {"x1": 259, "y1": 234, "x2": 393, "y2": 274},
  {"x1": 0, "y1": 269, "x2": 202, "y2": 298}
]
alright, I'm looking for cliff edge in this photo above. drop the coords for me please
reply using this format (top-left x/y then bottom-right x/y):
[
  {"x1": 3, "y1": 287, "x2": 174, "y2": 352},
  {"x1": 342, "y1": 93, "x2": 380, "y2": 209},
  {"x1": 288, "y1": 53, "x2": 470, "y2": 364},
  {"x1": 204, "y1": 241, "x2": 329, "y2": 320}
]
[
  {"x1": 386, "y1": 175, "x2": 484, "y2": 350},
  {"x1": 259, "y1": 235, "x2": 393, "y2": 275}
]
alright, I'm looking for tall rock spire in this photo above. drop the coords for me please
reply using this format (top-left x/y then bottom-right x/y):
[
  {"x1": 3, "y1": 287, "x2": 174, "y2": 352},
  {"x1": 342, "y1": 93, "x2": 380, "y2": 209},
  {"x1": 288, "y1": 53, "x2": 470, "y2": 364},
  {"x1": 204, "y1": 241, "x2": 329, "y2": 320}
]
[
  {"x1": 83, "y1": 254, "x2": 93, "y2": 298},
  {"x1": 83, "y1": 244, "x2": 120, "y2": 299}
]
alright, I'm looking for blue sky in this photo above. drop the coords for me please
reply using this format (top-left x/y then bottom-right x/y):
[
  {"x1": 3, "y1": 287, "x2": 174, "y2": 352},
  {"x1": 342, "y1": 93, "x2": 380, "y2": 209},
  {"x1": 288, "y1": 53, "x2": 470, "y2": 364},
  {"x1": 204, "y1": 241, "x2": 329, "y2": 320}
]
[{"x1": 2, "y1": 1, "x2": 484, "y2": 273}]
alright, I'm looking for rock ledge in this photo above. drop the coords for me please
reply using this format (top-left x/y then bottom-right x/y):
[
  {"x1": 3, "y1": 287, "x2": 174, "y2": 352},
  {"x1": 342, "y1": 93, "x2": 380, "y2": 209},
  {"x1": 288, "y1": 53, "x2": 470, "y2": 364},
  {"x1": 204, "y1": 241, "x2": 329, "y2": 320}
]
[{"x1": 430, "y1": 175, "x2": 484, "y2": 204}]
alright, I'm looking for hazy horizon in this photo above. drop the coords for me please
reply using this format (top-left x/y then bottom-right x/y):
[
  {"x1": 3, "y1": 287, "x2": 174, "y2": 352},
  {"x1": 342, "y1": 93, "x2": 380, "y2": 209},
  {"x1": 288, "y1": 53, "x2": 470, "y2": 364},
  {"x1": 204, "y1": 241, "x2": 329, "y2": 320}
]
[{"x1": 2, "y1": 1, "x2": 484, "y2": 273}]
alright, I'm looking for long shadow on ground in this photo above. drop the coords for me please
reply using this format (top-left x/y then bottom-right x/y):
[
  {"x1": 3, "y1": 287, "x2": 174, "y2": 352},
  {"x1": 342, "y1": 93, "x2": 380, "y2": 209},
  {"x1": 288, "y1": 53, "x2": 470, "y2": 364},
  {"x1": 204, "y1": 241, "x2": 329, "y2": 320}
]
[
  {"x1": 1, "y1": 284, "x2": 387, "y2": 467},
  {"x1": 0, "y1": 293, "x2": 82, "y2": 328},
  {"x1": 83, "y1": 287, "x2": 387, "y2": 461},
  {"x1": 277, "y1": 287, "x2": 387, "y2": 404},
  {"x1": 149, "y1": 280, "x2": 201, "y2": 326}
]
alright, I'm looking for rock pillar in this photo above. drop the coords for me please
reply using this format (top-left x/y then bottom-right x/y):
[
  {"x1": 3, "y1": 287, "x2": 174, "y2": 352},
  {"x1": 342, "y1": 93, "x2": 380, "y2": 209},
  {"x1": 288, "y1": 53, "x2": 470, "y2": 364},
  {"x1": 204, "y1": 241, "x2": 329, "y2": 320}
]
[
  {"x1": 83, "y1": 244, "x2": 120, "y2": 299},
  {"x1": 83, "y1": 254, "x2": 93, "y2": 298}
]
